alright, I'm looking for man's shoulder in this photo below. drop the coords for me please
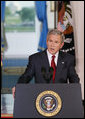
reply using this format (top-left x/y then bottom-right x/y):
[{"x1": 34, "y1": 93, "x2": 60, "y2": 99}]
[
  {"x1": 29, "y1": 50, "x2": 46, "y2": 59},
  {"x1": 59, "y1": 51, "x2": 75, "y2": 59}
]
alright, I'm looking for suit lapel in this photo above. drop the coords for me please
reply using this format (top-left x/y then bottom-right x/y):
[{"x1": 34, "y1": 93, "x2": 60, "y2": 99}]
[
  {"x1": 55, "y1": 51, "x2": 65, "y2": 81},
  {"x1": 41, "y1": 50, "x2": 50, "y2": 70}
]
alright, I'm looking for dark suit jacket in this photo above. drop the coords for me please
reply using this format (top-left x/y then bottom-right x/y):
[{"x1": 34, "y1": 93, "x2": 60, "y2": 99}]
[{"x1": 17, "y1": 50, "x2": 80, "y2": 84}]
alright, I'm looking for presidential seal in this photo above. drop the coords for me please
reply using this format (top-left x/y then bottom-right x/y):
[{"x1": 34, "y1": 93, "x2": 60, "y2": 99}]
[{"x1": 36, "y1": 90, "x2": 62, "y2": 117}]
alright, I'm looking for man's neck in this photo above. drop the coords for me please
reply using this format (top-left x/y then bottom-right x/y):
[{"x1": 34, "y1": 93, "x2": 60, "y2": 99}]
[{"x1": 47, "y1": 49, "x2": 59, "y2": 56}]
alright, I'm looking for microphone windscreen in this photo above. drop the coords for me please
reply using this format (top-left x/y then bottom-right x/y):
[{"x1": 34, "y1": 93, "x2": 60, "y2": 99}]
[
  {"x1": 49, "y1": 67, "x2": 54, "y2": 73},
  {"x1": 41, "y1": 67, "x2": 46, "y2": 73}
]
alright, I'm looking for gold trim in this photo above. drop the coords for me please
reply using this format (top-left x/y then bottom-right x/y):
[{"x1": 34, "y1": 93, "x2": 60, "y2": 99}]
[
  {"x1": 1, "y1": 88, "x2": 12, "y2": 94},
  {"x1": 36, "y1": 90, "x2": 62, "y2": 117},
  {"x1": 38, "y1": 46, "x2": 45, "y2": 51},
  {"x1": 2, "y1": 67, "x2": 26, "y2": 75},
  {"x1": 50, "y1": 1, "x2": 58, "y2": 12},
  {"x1": 1, "y1": 114, "x2": 13, "y2": 117}
]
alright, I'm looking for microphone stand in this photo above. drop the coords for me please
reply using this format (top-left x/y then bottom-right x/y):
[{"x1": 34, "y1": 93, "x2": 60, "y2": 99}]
[{"x1": 41, "y1": 67, "x2": 54, "y2": 83}]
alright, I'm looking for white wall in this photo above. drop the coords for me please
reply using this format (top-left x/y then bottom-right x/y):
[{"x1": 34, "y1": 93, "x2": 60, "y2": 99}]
[
  {"x1": 47, "y1": 1, "x2": 55, "y2": 29},
  {"x1": 71, "y1": 1, "x2": 84, "y2": 99},
  {"x1": 47, "y1": 1, "x2": 58, "y2": 29}
]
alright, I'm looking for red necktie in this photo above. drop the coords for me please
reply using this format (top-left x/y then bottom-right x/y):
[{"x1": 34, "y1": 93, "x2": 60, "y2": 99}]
[{"x1": 51, "y1": 55, "x2": 56, "y2": 83}]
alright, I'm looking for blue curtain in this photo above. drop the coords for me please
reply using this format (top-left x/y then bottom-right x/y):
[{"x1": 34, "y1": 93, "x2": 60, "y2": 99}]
[
  {"x1": 1, "y1": 1, "x2": 5, "y2": 22},
  {"x1": 35, "y1": 1, "x2": 48, "y2": 51},
  {"x1": 1, "y1": 1, "x2": 7, "y2": 53}
]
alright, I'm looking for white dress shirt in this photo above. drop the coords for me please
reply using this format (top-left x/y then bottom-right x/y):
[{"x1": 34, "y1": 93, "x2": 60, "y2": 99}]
[{"x1": 47, "y1": 50, "x2": 59, "y2": 67}]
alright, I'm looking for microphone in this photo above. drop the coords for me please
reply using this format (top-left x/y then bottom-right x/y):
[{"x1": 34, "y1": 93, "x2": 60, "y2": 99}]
[
  {"x1": 49, "y1": 67, "x2": 54, "y2": 79},
  {"x1": 41, "y1": 67, "x2": 46, "y2": 79},
  {"x1": 41, "y1": 67, "x2": 46, "y2": 74},
  {"x1": 41, "y1": 67, "x2": 54, "y2": 83}
]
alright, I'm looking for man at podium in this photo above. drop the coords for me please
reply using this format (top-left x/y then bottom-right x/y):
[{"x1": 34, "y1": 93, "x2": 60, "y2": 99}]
[{"x1": 12, "y1": 29, "x2": 80, "y2": 98}]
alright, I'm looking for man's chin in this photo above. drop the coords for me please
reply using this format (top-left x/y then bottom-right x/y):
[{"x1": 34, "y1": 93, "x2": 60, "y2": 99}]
[{"x1": 49, "y1": 51, "x2": 56, "y2": 55}]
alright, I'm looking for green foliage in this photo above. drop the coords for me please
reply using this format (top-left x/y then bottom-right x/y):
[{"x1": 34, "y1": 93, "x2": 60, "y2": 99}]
[
  {"x1": 5, "y1": 26, "x2": 35, "y2": 32},
  {"x1": 5, "y1": 6, "x2": 35, "y2": 32},
  {"x1": 17, "y1": 7, "x2": 35, "y2": 22},
  {"x1": 5, "y1": 16, "x2": 21, "y2": 25},
  {"x1": 5, "y1": 7, "x2": 11, "y2": 16}
]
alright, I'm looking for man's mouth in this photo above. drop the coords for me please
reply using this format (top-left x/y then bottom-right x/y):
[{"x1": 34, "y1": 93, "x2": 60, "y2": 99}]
[{"x1": 50, "y1": 48, "x2": 55, "y2": 51}]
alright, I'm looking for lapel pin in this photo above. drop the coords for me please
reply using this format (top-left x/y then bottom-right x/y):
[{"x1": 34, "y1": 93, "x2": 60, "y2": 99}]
[{"x1": 62, "y1": 62, "x2": 64, "y2": 64}]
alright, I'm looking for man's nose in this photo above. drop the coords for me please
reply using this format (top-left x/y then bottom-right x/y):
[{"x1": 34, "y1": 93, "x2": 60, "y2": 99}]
[{"x1": 51, "y1": 42, "x2": 55, "y2": 47}]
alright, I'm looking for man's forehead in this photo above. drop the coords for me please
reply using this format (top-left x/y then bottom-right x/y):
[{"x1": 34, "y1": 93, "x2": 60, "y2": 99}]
[{"x1": 47, "y1": 34, "x2": 61, "y2": 39}]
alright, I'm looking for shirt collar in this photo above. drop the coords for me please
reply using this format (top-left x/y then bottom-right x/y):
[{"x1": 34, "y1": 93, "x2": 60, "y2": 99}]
[{"x1": 47, "y1": 49, "x2": 59, "y2": 58}]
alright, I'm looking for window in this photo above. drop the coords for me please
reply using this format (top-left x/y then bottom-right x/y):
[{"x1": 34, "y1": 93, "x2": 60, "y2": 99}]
[
  {"x1": 4, "y1": 1, "x2": 40, "y2": 58},
  {"x1": 5, "y1": 1, "x2": 35, "y2": 32}
]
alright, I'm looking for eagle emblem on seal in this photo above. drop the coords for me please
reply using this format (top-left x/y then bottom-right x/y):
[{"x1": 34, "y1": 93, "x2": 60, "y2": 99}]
[
  {"x1": 36, "y1": 90, "x2": 62, "y2": 117},
  {"x1": 43, "y1": 96, "x2": 55, "y2": 111}
]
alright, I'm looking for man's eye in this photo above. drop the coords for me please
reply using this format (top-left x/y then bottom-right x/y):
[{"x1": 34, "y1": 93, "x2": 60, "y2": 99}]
[
  {"x1": 55, "y1": 41, "x2": 58, "y2": 43},
  {"x1": 49, "y1": 40, "x2": 52, "y2": 42}
]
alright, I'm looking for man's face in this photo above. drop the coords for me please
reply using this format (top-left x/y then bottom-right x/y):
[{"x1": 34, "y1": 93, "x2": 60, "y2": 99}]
[{"x1": 47, "y1": 34, "x2": 64, "y2": 55}]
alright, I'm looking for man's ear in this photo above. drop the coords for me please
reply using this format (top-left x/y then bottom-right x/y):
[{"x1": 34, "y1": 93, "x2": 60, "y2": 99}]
[
  {"x1": 60, "y1": 42, "x2": 64, "y2": 49},
  {"x1": 46, "y1": 39, "x2": 48, "y2": 46}
]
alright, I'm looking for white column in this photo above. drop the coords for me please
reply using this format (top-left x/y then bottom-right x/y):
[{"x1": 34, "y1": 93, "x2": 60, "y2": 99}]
[{"x1": 71, "y1": 1, "x2": 84, "y2": 100}]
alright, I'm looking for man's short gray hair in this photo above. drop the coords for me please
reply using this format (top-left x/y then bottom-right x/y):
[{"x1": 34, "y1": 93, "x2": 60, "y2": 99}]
[{"x1": 47, "y1": 29, "x2": 65, "y2": 43}]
